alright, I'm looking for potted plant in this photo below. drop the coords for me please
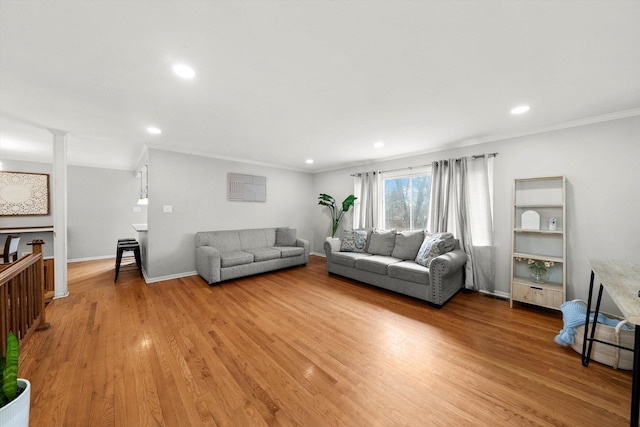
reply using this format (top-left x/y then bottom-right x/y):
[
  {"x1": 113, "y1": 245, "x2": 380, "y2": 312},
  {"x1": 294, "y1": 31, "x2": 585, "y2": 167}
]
[
  {"x1": 318, "y1": 193, "x2": 357, "y2": 251},
  {"x1": 0, "y1": 332, "x2": 30, "y2": 427}
]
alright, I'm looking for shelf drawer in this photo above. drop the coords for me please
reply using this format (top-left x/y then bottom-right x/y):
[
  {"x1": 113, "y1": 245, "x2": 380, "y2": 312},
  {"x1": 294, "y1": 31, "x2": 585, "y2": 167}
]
[{"x1": 511, "y1": 282, "x2": 563, "y2": 310}]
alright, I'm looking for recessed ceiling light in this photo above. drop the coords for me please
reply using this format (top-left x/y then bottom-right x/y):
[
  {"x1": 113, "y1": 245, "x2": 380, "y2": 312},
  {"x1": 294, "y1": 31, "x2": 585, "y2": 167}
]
[
  {"x1": 374, "y1": 141, "x2": 384, "y2": 148},
  {"x1": 305, "y1": 159, "x2": 314, "y2": 164},
  {"x1": 172, "y1": 63, "x2": 195, "y2": 79},
  {"x1": 511, "y1": 105, "x2": 530, "y2": 115},
  {"x1": 147, "y1": 126, "x2": 162, "y2": 134}
]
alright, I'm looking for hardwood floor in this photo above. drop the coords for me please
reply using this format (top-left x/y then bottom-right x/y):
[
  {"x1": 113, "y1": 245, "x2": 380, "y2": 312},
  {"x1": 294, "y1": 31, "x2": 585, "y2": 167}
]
[{"x1": 19, "y1": 256, "x2": 632, "y2": 426}]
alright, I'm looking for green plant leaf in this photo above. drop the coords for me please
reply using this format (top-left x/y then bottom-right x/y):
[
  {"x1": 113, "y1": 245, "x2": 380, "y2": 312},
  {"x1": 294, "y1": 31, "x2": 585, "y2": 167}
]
[
  {"x1": 2, "y1": 332, "x2": 18, "y2": 402},
  {"x1": 317, "y1": 193, "x2": 335, "y2": 206},
  {"x1": 341, "y1": 195, "x2": 357, "y2": 212}
]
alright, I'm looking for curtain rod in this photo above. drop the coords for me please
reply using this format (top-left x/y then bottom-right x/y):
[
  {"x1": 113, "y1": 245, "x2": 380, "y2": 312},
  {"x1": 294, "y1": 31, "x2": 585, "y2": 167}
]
[
  {"x1": 351, "y1": 152, "x2": 498, "y2": 176},
  {"x1": 471, "y1": 152, "x2": 499, "y2": 160}
]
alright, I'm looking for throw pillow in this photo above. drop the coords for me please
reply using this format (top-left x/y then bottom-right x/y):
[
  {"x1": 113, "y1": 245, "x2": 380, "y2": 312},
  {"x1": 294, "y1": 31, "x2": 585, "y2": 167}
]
[
  {"x1": 391, "y1": 230, "x2": 426, "y2": 260},
  {"x1": 340, "y1": 230, "x2": 368, "y2": 253},
  {"x1": 415, "y1": 237, "x2": 447, "y2": 267},
  {"x1": 275, "y1": 227, "x2": 297, "y2": 247},
  {"x1": 367, "y1": 229, "x2": 396, "y2": 256},
  {"x1": 354, "y1": 228, "x2": 374, "y2": 252},
  {"x1": 426, "y1": 232, "x2": 456, "y2": 252}
]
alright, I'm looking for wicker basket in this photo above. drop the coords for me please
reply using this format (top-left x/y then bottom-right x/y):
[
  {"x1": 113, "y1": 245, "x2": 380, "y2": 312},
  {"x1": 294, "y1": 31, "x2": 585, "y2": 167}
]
[{"x1": 569, "y1": 300, "x2": 635, "y2": 370}]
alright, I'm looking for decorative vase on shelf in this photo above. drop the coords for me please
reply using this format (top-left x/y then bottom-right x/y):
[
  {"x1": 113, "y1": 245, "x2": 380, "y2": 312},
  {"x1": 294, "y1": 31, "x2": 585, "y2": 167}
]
[{"x1": 530, "y1": 270, "x2": 548, "y2": 284}]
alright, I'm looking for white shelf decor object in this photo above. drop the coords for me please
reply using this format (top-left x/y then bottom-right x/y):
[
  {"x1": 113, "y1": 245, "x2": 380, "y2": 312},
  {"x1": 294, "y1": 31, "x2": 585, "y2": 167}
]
[
  {"x1": 510, "y1": 176, "x2": 567, "y2": 310},
  {"x1": 521, "y1": 210, "x2": 540, "y2": 230}
]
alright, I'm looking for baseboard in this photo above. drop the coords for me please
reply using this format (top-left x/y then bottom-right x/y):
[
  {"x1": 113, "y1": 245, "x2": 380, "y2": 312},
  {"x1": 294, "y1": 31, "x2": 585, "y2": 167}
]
[
  {"x1": 68, "y1": 255, "x2": 115, "y2": 263},
  {"x1": 53, "y1": 291, "x2": 69, "y2": 299},
  {"x1": 66, "y1": 256, "x2": 197, "y2": 285},
  {"x1": 478, "y1": 289, "x2": 510, "y2": 300},
  {"x1": 145, "y1": 270, "x2": 198, "y2": 284},
  {"x1": 311, "y1": 251, "x2": 326, "y2": 258}
]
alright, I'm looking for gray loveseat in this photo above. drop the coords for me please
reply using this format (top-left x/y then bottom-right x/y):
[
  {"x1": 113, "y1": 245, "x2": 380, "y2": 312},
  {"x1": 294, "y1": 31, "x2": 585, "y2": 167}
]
[
  {"x1": 324, "y1": 229, "x2": 467, "y2": 306},
  {"x1": 196, "y1": 227, "x2": 309, "y2": 284}
]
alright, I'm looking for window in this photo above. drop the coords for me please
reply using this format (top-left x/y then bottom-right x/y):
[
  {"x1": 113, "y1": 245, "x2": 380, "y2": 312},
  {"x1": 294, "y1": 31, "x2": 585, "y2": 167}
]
[{"x1": 381, "y1": 167, "x2": 431, "y2": 231}]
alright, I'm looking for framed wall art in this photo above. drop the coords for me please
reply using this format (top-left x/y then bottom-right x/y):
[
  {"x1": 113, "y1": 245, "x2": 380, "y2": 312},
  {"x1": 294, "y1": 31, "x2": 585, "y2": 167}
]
[
  {"x1": 0, "y1": 171, "x2": 50, "y2": 216},
  {"x1": 227, "y1": 173, "x2": 267, "y2": 202}
]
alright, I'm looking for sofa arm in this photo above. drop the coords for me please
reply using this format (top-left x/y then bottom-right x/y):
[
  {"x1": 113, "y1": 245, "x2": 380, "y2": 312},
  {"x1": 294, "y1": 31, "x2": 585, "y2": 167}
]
[
  {"x1": 430, "y1": 248, "x2": 468, "y2": 276},
  {"x1": 323, "y1": 240, "x2": 334, "y2": 262},
  {"x1": 428, "y1": 248, "x2": 467, "y2": 305},
  {"x1": 296, "y1": 238, "x2": 310, "y2": 263},
  {"x1": 196, "y1": 246, "x2": 221, "y2": 284}
]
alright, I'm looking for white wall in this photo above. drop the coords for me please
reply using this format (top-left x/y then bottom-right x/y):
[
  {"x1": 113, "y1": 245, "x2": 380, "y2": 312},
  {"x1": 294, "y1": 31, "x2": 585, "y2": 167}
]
[
  {"x1": 312, "y1": 115, "x2": 640, "y2": 313},
  {"x1": 145, "y1": 149, "x2": 314, "y2": 280},
  {"x1": 67, "y1": 165, "x2": 147, "y2": 260}
]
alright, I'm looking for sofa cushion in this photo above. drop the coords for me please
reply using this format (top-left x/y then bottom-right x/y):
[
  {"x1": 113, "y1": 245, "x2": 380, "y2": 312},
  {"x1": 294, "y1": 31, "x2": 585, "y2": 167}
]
[
  {"x1": 200, "y1": 231, "x2": 242, "y2": 252},
  {"x1": 220, "y1": 251, "x2": 254, "y2": 267},
  {"x1": 332, "y1": 252, "x2": 372, "y2": 268},
  {"x1": 245, "y1": 247, "x2": 281, "y2": 262},
  {"x1": 239, "y1": 229, "x2": 271, "y2": 250},
  {"x1": 355, "y1": 255, "x2": 402, "y2": 275},
  {"x1": 275, "y1": 227, "x2": 297, "y2": 247},
  {"x1": 340, "y1": 229, "x2": 368, "y2": 253},
  {"x1": 367, "y1": 229, "x2": 396, "y2": 256},
  {"x1": 277, "y1": 246, "x2": 305, "y2": 258},
  {"x1": 391, "y1": 230, "x2": 425, "y2": 260},
  {"x1": 388, "y1": 261, "x2": 430, "y2": 285}
]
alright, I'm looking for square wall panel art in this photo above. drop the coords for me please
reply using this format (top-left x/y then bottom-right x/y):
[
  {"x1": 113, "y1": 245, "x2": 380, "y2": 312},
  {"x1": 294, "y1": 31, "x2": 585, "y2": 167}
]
[
  {"x1": 228, "y1": 173, "x2": 267, "y2": 202},
  {"x1": 0, "y1": 171, "x2": 50, "y2": 216}
]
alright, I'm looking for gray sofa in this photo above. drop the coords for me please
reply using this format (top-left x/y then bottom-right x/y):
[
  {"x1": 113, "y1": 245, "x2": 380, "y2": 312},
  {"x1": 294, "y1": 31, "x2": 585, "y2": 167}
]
[
  {"x1": 196, "y1": 227, "x2": 309, "y2": 284},
  {"x1": 324, "y1": 230, "x2": 467, "y2": 306}
]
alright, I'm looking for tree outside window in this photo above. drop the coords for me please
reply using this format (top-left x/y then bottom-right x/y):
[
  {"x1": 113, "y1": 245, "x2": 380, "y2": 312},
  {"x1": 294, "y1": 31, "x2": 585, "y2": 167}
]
[{"x1": 382, "y1": 169, "x2": 431, "y2": 230}]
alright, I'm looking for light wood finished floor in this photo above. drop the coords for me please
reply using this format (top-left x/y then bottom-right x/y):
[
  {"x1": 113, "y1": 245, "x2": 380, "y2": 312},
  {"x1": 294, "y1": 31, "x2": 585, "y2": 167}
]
[{"x1": 19, "y1": 256, "x2": 632, "y2": 426}]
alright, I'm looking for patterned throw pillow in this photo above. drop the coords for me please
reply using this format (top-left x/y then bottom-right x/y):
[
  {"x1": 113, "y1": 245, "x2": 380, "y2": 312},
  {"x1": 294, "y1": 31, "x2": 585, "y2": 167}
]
[
  {"x1": 415, "y1": 237, "x2": 447, "y2": 267},
  {"x1": 340, "y1": 230, "x2": 368, "y2": 253},
  {"x1": 425, "y1": 232, "x2": 457, "y2": 252}
]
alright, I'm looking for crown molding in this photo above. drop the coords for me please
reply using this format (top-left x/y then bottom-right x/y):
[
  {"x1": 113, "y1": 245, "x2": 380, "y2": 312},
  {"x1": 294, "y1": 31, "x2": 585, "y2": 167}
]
[
  {"x1": 145, "y1": 143, "x2": 309, "y2": 173},
  {"x1": 311, "y1": 107, "x2": 640, "y2": 174},
  {"x1": 459, "y1": 107, "x2": 640, "y2": 147}
]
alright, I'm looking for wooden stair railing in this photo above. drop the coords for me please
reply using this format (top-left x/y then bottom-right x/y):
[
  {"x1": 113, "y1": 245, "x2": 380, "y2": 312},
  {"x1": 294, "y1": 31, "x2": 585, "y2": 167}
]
[{"x1": 0, "y1": 239, "x2": 50, "y2": 355}]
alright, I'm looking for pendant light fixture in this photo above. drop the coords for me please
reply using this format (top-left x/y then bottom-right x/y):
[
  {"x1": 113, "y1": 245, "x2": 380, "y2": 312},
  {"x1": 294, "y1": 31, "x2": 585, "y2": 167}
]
[{"x1": 137, "y1": 164, "x2": 148, "y2": 205}]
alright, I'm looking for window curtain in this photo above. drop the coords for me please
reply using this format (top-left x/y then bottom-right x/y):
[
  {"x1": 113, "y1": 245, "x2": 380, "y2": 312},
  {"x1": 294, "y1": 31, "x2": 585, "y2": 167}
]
[
  {"x1": 428, "y1": 156, "x2": 495, "y2": 291},
  {"x1": 353, "y1": 171, "x2": 381, "y2": 229}
]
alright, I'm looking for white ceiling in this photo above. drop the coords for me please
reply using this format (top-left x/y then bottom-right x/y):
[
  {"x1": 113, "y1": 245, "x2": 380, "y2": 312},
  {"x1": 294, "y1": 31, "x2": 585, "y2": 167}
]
[{"x1": 1, "y1": 0, "x2": 639, "y2": 172}]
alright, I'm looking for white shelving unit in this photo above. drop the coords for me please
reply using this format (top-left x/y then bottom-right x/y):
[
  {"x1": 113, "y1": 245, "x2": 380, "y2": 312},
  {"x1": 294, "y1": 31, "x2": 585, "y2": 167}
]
[{"x1": 510, "y1": 176, "x2": 566, "y2": 310}]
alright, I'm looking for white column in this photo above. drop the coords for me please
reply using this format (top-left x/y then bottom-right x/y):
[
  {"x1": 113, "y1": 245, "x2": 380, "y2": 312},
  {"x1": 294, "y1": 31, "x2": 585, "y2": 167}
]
[{"x1": 50, "y1": 129, "x2": 69, "y2": 299}]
